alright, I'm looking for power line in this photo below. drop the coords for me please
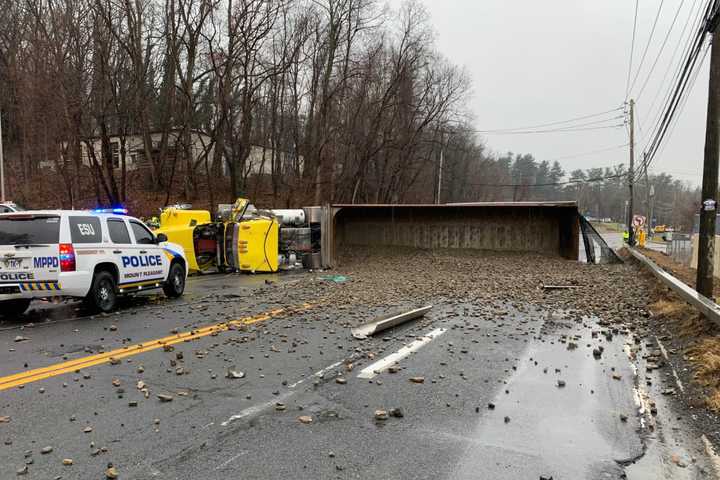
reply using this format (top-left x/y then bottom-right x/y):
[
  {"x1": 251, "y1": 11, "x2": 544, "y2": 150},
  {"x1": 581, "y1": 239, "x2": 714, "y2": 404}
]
[
  {"x1": 636, "y1": 0, "x2": 687, "y2": 101},
  {"x1": 629, "y1": 0, "x2": 666, "y2": 95},
  {"x1": 639, "y1": 9, "x2": 711, "y2": 178},
  {"x1": 634, "y1": 0, "x2": 713, "y2": 181},
  {"x1": 476, "y1": 122, "x2": 626, "y2": 136},
  {"x1": 642, "y1": 0, "x2": 705, "y2": 133},
  {"x1": 626, "y1": 0, "x2": 640, "y2": 100},
  {"x1": 642, "y1": 0, "x2": 712, "y2": 145},
  {"x1": 640, "y1": 40, "x2": 711, "y2": 179},
  {"x1": 540, "y1": 143, "x2": 630, "y2": 163},
  {"x1": 471, "y1": 107, "x2": 624, "y2": 133},
  {"x1": 470, "y1": 173, "x2": 627, "y2": 188}
]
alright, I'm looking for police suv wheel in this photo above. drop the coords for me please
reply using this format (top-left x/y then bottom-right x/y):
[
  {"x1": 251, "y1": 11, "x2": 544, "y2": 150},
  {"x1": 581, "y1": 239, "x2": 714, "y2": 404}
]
[
  {"x1": 88, "y1": 271, "x2": 117, "y2": 313},
  {"x1": 0, "y1": 299, "x2": 31, "y2": 319},
  {"x1": 163, "y1": 263, "x2": 185, "y2": 298}
]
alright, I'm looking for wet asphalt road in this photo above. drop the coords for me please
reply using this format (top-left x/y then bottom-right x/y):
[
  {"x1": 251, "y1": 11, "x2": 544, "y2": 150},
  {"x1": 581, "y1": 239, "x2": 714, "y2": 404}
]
[{"x1": 0, "y1": 270, "x2": 715, "y2": 479}]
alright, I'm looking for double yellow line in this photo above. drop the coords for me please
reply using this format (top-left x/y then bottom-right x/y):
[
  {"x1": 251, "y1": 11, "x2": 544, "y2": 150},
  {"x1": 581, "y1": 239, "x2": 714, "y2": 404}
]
[{"x1": 0, "y1": 302, "x2": 315, "y2": 392}]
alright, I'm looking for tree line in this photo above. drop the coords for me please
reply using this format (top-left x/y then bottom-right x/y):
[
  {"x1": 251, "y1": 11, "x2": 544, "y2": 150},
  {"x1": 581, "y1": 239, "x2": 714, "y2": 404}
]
[{"x1": 0, "y1": 0, "x2": 702, "y2": 227}]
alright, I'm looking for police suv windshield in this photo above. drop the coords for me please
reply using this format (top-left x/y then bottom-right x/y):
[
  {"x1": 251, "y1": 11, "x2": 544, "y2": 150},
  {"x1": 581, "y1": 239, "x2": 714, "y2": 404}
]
[{"x1": 0, "y1": 215, "x2": 60, "y2": 245}]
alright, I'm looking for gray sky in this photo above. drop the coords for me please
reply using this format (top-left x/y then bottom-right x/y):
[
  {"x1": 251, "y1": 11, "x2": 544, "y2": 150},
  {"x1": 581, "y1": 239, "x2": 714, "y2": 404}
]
[{"x1": 393, "y1": 0, "x2": 710, "y2": 186}]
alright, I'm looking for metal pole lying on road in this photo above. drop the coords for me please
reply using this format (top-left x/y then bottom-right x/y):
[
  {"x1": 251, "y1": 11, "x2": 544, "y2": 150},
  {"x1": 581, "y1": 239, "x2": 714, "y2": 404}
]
[{"x1": 351, "y1": 305, "x2": 433, "y2": 339}]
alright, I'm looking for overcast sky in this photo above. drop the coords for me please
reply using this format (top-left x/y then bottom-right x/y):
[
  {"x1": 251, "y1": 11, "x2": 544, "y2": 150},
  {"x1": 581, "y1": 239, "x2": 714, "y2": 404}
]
[{"x1": 389, "y1": 0, "x2": 710, "y2": 186}]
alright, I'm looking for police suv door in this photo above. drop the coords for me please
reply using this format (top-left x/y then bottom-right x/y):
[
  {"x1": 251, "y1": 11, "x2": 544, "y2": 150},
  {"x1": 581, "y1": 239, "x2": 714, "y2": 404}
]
[
  {"x1": 126, "y1": 219, "x2": 166, "y2": 291},
  {"x1": 105, "y1": 217, "x2": 134, "y2": 290}
]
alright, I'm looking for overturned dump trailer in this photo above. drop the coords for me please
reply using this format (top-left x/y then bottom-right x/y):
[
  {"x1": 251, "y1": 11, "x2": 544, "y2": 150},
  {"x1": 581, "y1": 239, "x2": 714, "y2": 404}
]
[{"x1": 321, "y1": 202, "x2": 583, "y2": 268}]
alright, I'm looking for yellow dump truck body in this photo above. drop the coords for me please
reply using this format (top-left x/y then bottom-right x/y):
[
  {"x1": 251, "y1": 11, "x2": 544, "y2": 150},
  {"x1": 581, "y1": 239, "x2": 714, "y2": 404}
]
[{"x1": 155, "y1": 209, "x2": 212, "y2": 273}]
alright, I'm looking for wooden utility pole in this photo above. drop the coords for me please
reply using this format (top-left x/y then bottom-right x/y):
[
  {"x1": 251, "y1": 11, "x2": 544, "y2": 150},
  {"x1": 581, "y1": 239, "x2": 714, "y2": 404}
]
[
  {"x1": 627, "y1": 99, "x2": 635, "y2": 245},
  {"x1": 436, "y1": 131, "x2": 445, "y2": 204},
  {"x1": 0, "y1": 112, "x2": 5, "y2": 202},
  {"x1": 697, "y1": 16, "x2": 720, "y2": 298}
]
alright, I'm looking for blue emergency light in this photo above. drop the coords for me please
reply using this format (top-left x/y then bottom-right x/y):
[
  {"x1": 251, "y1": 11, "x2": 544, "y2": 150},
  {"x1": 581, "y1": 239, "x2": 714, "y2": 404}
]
[{"x1": 92, "y1": 207, "x2": 129, "y2": 215}]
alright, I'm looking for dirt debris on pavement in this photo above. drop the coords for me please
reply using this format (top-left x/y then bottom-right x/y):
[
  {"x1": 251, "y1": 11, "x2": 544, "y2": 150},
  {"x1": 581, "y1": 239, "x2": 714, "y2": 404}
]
[{"x1": 5, "y1": 245, "x2": 720, "y2": 478}]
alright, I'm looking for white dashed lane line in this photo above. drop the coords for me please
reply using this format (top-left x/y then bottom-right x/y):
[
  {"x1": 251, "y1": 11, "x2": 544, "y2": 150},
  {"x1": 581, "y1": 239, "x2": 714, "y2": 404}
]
[{"x1": 356, "y1": 327, "x2": 447, "y2": 379}]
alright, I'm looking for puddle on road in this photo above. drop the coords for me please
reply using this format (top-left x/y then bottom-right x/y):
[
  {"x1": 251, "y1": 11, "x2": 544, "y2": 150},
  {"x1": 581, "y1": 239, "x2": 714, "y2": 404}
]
[{"x1": 452, "y1": 317, "x2": 642, "y2": 479}]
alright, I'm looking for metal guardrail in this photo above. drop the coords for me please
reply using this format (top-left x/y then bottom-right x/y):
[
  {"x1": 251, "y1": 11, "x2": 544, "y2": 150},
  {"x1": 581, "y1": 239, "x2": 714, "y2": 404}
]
[{"x1": 628, "y1": 247, "x2": 720, "y2": 326}]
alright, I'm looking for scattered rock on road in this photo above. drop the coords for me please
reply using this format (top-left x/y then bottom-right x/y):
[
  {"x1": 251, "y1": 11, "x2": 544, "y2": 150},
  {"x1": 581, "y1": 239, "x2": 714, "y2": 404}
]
[
  {"x1": 389, "y1": 407, "x2": 404, "y2": 418},
  {"x1": 226, "y1": 369, "x2": 245, "y2": 379},
  {"x1": 374, "y1": 410, "x2": 389, "y2": 420},
  {"x1": 105, "y1": 465, "x2": 119, "y2": 479}
]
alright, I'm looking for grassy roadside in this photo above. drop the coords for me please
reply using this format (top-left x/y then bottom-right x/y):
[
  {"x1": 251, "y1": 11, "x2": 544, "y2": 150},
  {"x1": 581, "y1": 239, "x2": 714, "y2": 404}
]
[
  {"x1": 590, "y1": 221, "x2": 623, "y2": 233},
  {"x1": 628, "y1": 247, "x2": 720, "y2": 411}
]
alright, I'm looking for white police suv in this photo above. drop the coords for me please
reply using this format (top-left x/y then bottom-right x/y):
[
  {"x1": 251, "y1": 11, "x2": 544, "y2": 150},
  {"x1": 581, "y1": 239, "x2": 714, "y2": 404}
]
[{"x1": 0, "y1": 209, "x2": 187, "y2": 316}]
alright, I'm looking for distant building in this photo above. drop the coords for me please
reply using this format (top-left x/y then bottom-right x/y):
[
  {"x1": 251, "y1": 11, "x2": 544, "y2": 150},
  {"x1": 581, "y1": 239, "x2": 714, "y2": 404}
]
[{"x1": 44, "y1": 129, "x2": 302, "y2": 176}]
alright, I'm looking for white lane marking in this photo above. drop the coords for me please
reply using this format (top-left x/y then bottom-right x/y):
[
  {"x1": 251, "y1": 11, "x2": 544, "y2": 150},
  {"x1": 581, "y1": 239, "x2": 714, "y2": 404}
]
[
  {"x1": 220, "y1": 391, "x2": 295, "y2": 427},
  {"x1": 655, "y1": 337, "x2": 670, "y2": 361},
  {"x1": 356, "y1": 328, "x2": 447, "y2": 379},
  {"x1": 671, "y1": 368, "x2": 686, "y2": 393},
  {"x1": 220, "y1": 359, "x2": 346, "y2": 427},
  {"x1": 287, "y1": 361, "x2": 344, "y2": 389},
  {"x1": 656, "y1": 336, "x2": 686, "y2": 393},
  {"x1": 215, "y1": 451, "x2": 248, "y2": 470},
  {"x1": 702, "y1": 434, "x2": 720, "y2": 479}
]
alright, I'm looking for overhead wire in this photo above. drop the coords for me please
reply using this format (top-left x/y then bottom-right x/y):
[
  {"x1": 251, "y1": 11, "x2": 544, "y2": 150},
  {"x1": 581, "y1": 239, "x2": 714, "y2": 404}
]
[
  {"x1": 634, "y1": 0, "x2": 714, "y2": 181},
  {"x1": 638, "y1": 3, "x2": 713, "y2": 176},
  {"x1": 628, "y1": 0, "x2": 666, "y2": 94},
  {"x1": 642, "y1": 0, "x2": 706, "y2": 134},
  {"x1": 638, "y1": 0, "x2": 713, "y2": 160},
  {"x1": 477, "y1": 122, "x2": 626, "y2": 136},
  {"x1": 639, "y1": 39, "x2": 711, "y2": 179},
  {"x1": 540, "y1": 143, "x2": 630, "y2": 163},
  {"x1": 635, "y1": 0, "x2": 687, "y2": 102},
  {"x1": 626, "y1": 0, "x2": 640, "y2": 100},
  {"x1": 472, "y1": 107, "x2": 624, "y2": 134},
  {"x1": 470, "y1": 173, "x2": 627, "y2": 188}
]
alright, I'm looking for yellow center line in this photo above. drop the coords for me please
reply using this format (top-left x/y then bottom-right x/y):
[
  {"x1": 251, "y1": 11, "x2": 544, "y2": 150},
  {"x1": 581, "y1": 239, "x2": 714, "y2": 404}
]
[{"x1": 0, "y1": 302, "x2": 315, "y2": 392}]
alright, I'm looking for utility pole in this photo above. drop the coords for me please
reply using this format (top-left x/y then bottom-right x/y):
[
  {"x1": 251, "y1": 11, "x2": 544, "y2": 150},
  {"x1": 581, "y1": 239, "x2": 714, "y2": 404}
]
[
  {"x1": 697, "y1": 10, "x2": 720, "y2": 298},
  {"x1": 0, "y1": 111, "x2": 5, "y2": 202},
  {"x1": 648, "y1": 183, "x2": 655, "y2": 238},
  {"x1": 644, "y1": 168, "x2": 652, "y2": 237},
  {"x1": 627, "y1": 99, "x2": 635, "y2": 245},
  {"x1": 436, "y1": 131, "x2": 444, "y2": 204}
]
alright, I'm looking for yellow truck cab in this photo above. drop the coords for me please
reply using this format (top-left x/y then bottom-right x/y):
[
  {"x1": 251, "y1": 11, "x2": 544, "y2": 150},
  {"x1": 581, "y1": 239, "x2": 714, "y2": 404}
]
[
  {"x1": 155, "y1": 201, "x2": 279, "y2": 274},
  {"x1": 156, "y1": 208, "x2": 212, "y2": 273}
]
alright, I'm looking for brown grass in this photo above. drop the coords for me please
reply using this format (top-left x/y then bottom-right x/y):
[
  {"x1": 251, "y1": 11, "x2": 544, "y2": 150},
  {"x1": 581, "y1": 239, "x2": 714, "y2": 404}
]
[
  {"x1": 688, "y1": 337, "x2": 720, "y2": 411},
  {"x1": 648, "y1": 291, "x2": 720, "y2": 410}
]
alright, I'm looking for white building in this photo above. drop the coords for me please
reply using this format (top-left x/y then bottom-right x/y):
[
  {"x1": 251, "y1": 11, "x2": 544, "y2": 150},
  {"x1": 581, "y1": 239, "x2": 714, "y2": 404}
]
[{"x1": 47, "y1": 129, "x2": 302, "y2": 176}]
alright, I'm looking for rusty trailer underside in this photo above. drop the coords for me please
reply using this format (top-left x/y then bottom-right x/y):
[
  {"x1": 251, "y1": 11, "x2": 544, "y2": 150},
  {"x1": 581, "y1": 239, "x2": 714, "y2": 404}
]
[{"x1": 320, "y1": 202, "x2": 580, "y2": 267}]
